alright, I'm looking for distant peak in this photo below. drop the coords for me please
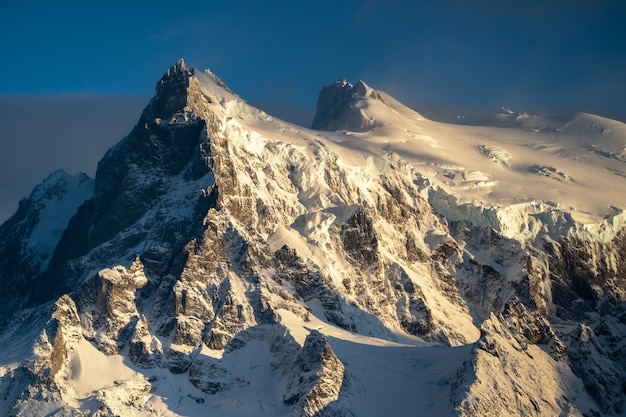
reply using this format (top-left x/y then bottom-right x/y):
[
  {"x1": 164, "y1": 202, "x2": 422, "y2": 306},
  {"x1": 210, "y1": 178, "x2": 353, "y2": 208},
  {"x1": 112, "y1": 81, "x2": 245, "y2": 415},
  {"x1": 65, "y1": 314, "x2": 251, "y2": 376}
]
[
  {"x1": 311, "y1": 78, "x2": 384, "y2": 131},
  {"x1": 29, "y1": 169, "x2": 93, "y2": 202},
  {"x1": 40, "y1": 169, "x2": 90, "y2": 188},
  {"x1": 46, "y1": 168, "x2": 69, "y2": 182}
]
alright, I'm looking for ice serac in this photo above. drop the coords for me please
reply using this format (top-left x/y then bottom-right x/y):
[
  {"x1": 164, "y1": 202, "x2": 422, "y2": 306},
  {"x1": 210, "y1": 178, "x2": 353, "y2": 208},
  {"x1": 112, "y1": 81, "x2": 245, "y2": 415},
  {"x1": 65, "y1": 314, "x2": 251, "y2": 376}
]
[{"x1": 1, "y1": 60, "x2": 626, "y2": 416}]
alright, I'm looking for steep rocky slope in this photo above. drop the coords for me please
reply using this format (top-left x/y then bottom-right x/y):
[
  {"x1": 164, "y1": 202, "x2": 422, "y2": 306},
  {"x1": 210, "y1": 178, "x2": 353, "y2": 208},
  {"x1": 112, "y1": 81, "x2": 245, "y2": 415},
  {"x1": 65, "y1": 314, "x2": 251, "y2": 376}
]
[{"x1": 1, "y1": 59, "x2": 625, "y2": 416}]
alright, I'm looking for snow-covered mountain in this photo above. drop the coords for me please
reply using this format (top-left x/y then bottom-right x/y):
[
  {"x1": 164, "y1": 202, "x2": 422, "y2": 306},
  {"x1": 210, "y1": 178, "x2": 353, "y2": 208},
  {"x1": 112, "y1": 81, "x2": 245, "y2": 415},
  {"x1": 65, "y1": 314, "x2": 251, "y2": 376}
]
[
  {"x1": 1, "y1": 59, "x2": 625, "y2": 416},
  {"x1": 0, "y1": 169, "x2": 94, "y2": 316}
]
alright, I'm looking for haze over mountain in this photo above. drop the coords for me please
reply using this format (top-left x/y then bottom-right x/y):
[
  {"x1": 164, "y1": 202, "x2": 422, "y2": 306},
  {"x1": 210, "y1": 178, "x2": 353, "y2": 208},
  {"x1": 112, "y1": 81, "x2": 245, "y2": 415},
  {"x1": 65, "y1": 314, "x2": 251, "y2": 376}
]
[
  {"x1": 0, "y1": 59, "x2": 625, "y2": 416},
  {"x1": 0, "y1": 96, "x2": 311, "y2": 223}
]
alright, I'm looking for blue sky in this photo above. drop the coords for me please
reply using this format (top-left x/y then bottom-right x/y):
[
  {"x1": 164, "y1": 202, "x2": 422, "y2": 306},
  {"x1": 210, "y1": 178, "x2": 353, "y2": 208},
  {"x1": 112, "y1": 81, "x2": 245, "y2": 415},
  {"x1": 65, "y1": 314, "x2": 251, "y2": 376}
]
[
  {"x1": 0, "y1": 0, "x2": 625, "y2": 221},
  {"x1": 2, "y1": 0, "x2": 625, "y2": 111}
]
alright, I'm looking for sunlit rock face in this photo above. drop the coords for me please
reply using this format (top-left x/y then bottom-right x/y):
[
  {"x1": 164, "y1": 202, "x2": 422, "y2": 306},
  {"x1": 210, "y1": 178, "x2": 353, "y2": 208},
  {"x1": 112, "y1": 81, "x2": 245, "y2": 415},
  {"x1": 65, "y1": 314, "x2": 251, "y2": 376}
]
[{"x1": 1, "y1": 59, "x2": 625, "y2": 417}]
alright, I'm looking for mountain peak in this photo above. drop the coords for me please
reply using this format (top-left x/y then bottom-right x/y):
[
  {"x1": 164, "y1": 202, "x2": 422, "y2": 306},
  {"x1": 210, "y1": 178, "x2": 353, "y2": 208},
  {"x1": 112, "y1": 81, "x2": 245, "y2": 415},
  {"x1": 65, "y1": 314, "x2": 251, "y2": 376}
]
[
  {"x1": 26, "y1": 169, "x2": 92, "y2": 205},
  {"x1": 150, "y1": 59, "x2": 196, "y2": 119},
  {"x1": 158, "y1": 58, "x2": 194, "y2": 90},
  {"x1": 165, "y1": 58, "x2": 191, "y2": 78},
  {"x1": 150, "y1": 59, "x2": 240, "y2": 120},
  {"x1": 311, "y1": 78, "x2": 384, "y2": 131}
]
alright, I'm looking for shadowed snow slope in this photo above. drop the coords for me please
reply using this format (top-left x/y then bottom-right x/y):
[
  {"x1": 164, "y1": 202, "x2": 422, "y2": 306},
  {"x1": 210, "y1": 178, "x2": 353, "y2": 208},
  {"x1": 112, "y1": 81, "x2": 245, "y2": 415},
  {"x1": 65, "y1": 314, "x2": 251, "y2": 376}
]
[{"x1": 1, "y1": 59, "x2": 625, "y2": 417}]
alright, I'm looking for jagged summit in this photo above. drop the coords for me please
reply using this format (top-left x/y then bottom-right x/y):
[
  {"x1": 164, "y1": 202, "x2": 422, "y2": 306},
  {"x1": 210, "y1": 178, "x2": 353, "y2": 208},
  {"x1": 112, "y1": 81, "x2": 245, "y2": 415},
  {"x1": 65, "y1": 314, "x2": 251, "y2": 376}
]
[
  {"x1": 150, "y1": 59, "x2": 237, "y2": 121},
  {"x1": 167, "y1": 57, "x2": 190, "y2": 76},
  {"x1": 160, "y1": 58, "x2": 232, "y2": 93},
  {"x1": 151, "y1": 58, "x2": 195, "y2": 119}
]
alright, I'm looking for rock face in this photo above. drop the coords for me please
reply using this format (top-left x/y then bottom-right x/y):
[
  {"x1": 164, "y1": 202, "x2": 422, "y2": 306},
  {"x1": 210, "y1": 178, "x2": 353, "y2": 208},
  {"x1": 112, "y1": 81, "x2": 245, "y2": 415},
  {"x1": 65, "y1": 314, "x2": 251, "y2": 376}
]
[
  {"x1": 284, "y1": 331, "x2": 345, "y2": 417},
  {"x1": 0, "y1": 59, "x2": 625, "y2": 416}
]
